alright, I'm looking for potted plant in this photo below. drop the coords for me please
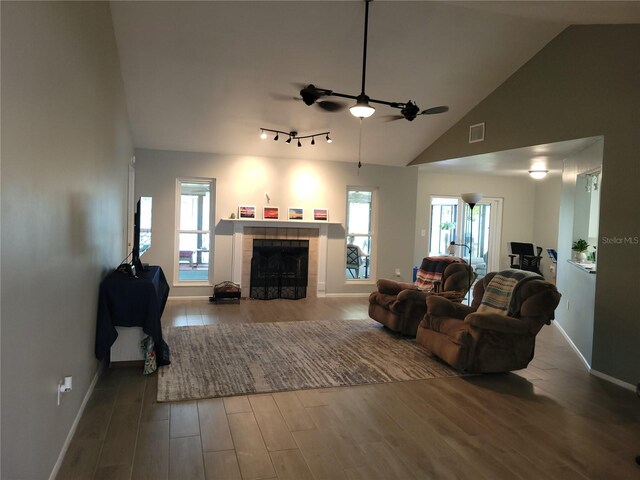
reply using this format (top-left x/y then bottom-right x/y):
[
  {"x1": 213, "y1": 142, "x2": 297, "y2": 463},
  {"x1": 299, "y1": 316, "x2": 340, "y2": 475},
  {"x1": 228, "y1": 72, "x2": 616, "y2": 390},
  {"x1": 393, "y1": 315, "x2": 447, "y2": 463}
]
[{"x1": 572, "y1": 239, "x2": 589, "y2": 263}]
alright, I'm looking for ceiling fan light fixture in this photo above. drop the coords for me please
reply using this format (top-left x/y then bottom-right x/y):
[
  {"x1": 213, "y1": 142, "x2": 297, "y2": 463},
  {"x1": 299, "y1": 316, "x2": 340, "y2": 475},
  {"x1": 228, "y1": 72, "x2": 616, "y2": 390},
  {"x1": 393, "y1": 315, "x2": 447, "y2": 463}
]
[
  {"x1": 529, "y1": 169, "x2": 548, "y2": 179},
  {"x1": 350, "y1": 94, "x2": 375, "y2": 118}
]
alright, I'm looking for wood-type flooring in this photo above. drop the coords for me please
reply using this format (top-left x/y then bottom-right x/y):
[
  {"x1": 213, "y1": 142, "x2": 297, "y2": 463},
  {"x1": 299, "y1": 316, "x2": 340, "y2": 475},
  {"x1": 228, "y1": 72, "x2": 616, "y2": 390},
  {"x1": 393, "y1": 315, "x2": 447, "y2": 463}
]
[{"x1": 57, "y1": 297, "x2": 640, "y2": 479}]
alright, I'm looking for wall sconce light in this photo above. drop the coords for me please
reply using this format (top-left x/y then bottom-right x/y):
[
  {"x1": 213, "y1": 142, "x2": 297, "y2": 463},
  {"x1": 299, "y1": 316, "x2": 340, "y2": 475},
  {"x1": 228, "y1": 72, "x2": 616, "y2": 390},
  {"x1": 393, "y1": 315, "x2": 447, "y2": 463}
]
[
  {"x1": 259, "y1": 128, "x2": 332, "y2": 147},
  {"x1": 528, "y1": 169, "x2": 548, "y2": 179}
]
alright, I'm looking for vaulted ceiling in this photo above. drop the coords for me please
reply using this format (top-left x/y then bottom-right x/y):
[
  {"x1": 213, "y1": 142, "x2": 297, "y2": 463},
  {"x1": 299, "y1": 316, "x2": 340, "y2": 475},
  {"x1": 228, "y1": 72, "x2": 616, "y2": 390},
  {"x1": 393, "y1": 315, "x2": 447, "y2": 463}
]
[{"x1": 110, "y1": 1, "x2": 640, "y2": 168}]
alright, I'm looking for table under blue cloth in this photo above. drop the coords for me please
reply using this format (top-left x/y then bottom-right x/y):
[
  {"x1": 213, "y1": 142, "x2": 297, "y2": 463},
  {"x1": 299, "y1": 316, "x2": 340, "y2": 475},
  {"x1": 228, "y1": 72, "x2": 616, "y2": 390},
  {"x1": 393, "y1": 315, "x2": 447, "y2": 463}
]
[{"x1": 95, "y1": 265, "x2": 170, "y2": 366}]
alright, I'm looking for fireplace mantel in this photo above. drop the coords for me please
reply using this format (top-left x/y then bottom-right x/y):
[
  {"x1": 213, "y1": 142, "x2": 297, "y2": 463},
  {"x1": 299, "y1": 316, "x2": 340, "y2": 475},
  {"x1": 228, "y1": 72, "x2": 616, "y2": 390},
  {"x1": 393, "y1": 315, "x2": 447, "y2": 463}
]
[
  {"x1": 220, "y1": 219, "x2": 341, "y2": 228},
  {"x1": 224, "y1": 219, "x2": 337, "y2": 297}
]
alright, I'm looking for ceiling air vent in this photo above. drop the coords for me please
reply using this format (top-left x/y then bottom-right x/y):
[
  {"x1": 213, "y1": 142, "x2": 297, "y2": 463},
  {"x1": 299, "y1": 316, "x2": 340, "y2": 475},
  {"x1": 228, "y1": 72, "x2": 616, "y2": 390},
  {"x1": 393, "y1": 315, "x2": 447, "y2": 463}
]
[{"x1": 469, "y1": 123, "x2": 485, "y2": 143}]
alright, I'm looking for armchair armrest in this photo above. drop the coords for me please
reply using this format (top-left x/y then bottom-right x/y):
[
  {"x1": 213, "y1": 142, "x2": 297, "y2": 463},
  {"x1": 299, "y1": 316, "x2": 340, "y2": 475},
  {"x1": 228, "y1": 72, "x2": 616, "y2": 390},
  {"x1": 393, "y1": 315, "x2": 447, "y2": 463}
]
[
  {"x1": 426, "y1": 295, "x2": 475, "y2": 319},
  {"x1": 465, "y1": 312, "x2": 529, "y2": 334},
  {"x1": 396, "y1": 289, "x2": 427, "y2": 304},
  {"x1": 376, "y1": 278, "x2": 417, "y2": 295}
]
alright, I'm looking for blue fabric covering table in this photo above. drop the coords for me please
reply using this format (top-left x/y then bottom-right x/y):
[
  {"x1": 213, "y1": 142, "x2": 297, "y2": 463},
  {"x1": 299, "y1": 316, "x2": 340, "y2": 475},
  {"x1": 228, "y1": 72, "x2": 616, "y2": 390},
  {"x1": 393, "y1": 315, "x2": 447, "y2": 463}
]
[{"x1": 95, "y1": 265, "x2": 170, "y2": 367}]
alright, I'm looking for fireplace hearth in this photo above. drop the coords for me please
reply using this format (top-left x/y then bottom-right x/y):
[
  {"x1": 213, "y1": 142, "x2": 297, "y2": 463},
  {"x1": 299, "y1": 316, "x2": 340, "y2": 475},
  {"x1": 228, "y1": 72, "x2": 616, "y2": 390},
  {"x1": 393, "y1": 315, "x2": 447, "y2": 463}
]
[{"x1": 250, "y1": 239, "x2": 309, "y2": 300}]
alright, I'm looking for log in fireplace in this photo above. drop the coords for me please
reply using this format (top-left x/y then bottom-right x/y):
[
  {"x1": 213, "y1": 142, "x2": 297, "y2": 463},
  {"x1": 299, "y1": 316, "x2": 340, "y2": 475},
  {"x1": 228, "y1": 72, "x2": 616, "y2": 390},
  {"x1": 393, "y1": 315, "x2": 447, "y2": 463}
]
[{"x1": 250, "y1": 239, "x2": 309, "y2": 300}]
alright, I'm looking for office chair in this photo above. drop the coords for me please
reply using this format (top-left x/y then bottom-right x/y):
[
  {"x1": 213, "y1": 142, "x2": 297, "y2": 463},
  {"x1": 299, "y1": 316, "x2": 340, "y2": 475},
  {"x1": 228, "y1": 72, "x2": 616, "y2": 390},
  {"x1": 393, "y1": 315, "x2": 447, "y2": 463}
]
[{"x1": 508, "y1": 242, "x2": 543, "y2": 275}]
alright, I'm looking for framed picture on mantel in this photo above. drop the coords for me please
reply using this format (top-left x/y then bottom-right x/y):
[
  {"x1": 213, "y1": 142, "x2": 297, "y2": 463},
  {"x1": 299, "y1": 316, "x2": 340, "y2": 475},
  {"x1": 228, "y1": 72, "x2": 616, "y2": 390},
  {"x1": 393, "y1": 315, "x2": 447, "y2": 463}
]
[
  {"x1": 263, "y1": 206, "x2": 279, "y2": 220},
  {"x1": 238, "y1": 205, "x2": 256, "y2": 219},
  {"x1": 313, "y1": 208, "x2": 328, "y2": 221},
  {"x1": 288, "y1": 207, "x2": 304, "y2": 221}
]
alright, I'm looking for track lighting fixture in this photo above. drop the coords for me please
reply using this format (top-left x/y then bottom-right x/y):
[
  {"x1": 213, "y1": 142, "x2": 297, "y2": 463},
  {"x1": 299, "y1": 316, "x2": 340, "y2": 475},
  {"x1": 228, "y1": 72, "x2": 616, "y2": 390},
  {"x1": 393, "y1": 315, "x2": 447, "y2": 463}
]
[{"x1": 259, "y1": 128, "x2": 332, "y2": 147}]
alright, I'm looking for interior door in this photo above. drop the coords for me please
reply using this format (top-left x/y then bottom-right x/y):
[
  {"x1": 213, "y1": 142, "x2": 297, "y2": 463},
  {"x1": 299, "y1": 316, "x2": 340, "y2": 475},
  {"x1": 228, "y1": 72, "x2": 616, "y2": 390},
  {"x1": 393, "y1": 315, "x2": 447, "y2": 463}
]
[
  {"x1": 459, "y1": 198, "x2": 502, "y2": 281},
  {"x1": 429, "y1": 196, "x2": 502, "y2": 282}
]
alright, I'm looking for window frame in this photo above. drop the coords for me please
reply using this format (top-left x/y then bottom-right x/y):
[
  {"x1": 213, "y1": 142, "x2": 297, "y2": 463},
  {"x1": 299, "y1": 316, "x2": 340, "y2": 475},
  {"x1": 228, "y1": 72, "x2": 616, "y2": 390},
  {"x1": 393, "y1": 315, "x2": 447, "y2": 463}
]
[
  {"x1": 174, "y1": 177, "x2": 214, "y2": 286},
  {"x1": 345, "y1": 186, "x2": 378, "y2": 283}
]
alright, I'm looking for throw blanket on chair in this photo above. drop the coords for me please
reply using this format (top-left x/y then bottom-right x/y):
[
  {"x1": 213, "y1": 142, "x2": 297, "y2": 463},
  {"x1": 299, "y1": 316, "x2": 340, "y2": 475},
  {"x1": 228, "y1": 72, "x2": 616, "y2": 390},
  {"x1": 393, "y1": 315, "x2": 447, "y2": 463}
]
[
  {"x1": 415, "y1": 256, "x2": 463, "y2": 291},
  {"x1": 477, "y1": 269, "x2": 542, "y2": 316}
]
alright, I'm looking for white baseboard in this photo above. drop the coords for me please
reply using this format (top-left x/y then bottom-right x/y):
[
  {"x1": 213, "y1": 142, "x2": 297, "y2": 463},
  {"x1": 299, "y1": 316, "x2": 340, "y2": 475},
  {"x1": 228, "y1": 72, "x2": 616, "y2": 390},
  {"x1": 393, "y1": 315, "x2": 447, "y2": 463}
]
[
  {"x1": 168, "y1": 295, "x2": 211, "y2": 301},
  {"x1": 552, "y1": 323, "x2": 635, "y2": 392},
  {"x1": 324, "y1": 292, "x2": 371, "y2": 298},
  {"x1": 552, "y1": 322, "x2": 591, "y2": 370},
  {"x1": 169, "y1": 293, "x2": 372, "y2": 300},
  {"x1": 49, "y1": 363, "x2": 103, "y2": 480},
  {"x1": 589, "y1": 369, "x2": 636, "y2": 392}
]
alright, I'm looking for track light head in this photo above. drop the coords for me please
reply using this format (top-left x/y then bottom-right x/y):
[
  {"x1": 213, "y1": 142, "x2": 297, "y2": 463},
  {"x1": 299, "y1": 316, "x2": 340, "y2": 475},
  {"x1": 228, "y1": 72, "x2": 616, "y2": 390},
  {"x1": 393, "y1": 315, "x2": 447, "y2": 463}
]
[
  {"x1": 285, "y1": 136, "x2": 292, "y2": 144},
  {"x1": 260, "y1": 129, "x2": 268, "y2": 139},
  {"x1": 311, "y1": 137, "x2": 315, "y2": 146},
  {"x1": 326, "y1": 134, "x2": 332, "y2": 144},
  {"x1": 273, "y1": 133, "x2": 279, "y2": 141},
  {"x1": 297, "y1": 139, "x2": 302, "y2": 147}
]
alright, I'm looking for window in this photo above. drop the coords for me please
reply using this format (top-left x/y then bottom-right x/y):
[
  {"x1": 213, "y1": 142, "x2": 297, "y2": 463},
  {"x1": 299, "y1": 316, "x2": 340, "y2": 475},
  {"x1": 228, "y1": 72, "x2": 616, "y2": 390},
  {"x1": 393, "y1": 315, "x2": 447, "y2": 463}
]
[
  {"x1": 177, "y1": 180, "x2": 212, "y2": 283},
  {"x1": 429, "y1": 197, "x2": 459, "y2": 255},
  {"x1": 346, "y1": 188, "x2": 375, "y2": 280}
]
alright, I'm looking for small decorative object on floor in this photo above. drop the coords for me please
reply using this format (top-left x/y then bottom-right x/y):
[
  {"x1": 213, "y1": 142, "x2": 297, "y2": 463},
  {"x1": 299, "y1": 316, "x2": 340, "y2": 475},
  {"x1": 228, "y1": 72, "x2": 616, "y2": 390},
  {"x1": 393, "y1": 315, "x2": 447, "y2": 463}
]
[
  {"x1": 210, "y1": 281, "x2": 241, "y2": 303},
  {"x1": 141, "y1": 336, "x2": 157, "y2": 375}
]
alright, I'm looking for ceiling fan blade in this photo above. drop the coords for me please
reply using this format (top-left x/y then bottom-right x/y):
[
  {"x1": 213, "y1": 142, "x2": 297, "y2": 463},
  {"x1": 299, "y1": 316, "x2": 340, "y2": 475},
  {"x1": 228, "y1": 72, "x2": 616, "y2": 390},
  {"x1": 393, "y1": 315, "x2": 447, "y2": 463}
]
[
  {"x1": 420, "y1": 105, "x2": 449, "y2": 115},
  {"x1": 379, "y1": 115, "x2": 405, "y2": 122},
  {"x1": 270, "y1": 92, "x2": 300, "y2": 102},
  {"x1": 317, "y1": 100, "x2": 347, "y2": 112}
]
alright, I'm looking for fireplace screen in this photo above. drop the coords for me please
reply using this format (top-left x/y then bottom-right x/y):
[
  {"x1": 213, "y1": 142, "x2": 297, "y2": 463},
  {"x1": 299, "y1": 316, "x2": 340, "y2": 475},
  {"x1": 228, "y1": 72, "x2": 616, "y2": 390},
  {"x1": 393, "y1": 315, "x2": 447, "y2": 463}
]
[{"x1": 250, "y1": 239, "x2": 309, "y2": 300}]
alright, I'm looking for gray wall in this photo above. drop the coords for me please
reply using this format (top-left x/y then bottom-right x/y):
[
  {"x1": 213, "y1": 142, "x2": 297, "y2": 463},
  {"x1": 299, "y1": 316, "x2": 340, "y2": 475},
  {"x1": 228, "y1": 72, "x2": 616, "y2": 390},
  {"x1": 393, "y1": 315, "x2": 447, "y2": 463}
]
[
  {"x1": 532, "y1": 174, "x2": 562, "y2": 282},
  {"x1": 134, "y1": 149, "x2": 418, "y2": 296},
  {"x1": 1, "y1": 3, "x2": 133, "y2": 478},
  {"x1": 555, "y1": 139, "x2": 603, "y2": 366},
  {"x1": 410, "y1": 25, "x2": 640, "y2": 385}
]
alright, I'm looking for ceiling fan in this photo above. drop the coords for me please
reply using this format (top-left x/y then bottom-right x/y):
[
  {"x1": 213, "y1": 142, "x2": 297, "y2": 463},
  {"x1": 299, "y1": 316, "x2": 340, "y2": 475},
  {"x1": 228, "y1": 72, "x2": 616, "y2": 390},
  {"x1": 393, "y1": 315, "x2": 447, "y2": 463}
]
[{"x1": 299, "y1": 0, "x2": 448, "y2": 121}]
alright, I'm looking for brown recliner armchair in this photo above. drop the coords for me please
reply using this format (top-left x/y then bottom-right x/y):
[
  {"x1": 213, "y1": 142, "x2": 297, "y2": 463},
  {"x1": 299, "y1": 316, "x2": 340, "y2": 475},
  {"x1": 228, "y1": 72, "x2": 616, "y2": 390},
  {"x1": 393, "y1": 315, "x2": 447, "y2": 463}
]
[
  {"x1": 417, "y1": 271, "x2": 561, "y2": 373},
  {"x1": 369, "y1": 257, "x2": 475, "y2": 337}
]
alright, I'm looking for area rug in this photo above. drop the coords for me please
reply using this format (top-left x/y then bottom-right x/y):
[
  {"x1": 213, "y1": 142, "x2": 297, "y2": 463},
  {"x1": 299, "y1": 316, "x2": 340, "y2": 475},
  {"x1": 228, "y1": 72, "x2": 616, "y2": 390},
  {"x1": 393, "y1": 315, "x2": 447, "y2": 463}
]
[{"x1": 157, "y1": 319, "x2": 458, "y2": 402}]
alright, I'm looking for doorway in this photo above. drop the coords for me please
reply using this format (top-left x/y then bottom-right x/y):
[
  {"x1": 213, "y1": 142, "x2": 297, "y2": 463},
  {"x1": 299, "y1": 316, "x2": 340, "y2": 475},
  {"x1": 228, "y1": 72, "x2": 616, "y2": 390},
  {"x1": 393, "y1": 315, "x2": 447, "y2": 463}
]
[{"x1": 429, "y1": 196, "x2": 502, "y2": 282}]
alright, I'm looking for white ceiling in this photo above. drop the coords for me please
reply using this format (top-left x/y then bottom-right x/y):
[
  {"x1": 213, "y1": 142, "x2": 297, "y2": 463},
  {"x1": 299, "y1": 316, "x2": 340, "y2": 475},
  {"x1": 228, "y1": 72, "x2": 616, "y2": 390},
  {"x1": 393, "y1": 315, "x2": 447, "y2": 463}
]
[
  {"x1": 417, "y1": 136, "x2": 601, "y2": 177},
  {"x1": 110, "y1": 1, "x2": 640, "y2": 168}
]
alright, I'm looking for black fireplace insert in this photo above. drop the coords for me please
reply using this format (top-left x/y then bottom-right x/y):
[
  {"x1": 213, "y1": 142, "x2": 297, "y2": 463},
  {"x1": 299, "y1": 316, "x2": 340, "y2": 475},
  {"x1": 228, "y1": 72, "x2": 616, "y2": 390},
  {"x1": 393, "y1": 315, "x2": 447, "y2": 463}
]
[{"x1": 250, "y1": 239, "x2": 309, "y2": 300}]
